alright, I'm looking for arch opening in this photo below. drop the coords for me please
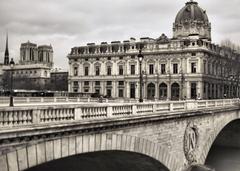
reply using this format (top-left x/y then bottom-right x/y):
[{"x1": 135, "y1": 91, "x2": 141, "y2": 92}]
[
  {"x1": 147, "y1": 83, "x2": 156, "y2": 100},
  {"x1": 26, "y1": 150, "x2": 170, "y2": 171},
  {"x1": 159, "y1": 83, "x2": 168, "y2": 100},
  {"x1": 205, "y1": 119, "x2": 240, "y2": 171},
  {"x1": 171, "y1": 83, "x2": 180, "y2": 100}
]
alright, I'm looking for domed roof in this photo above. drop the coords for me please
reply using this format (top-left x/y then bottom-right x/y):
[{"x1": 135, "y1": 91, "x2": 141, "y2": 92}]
[{"x1": 175, "y1": 1, "x2": 209, "y2": 24}]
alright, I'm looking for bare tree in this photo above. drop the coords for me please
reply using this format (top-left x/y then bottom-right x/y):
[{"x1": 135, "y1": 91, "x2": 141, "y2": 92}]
[{"x1": 221, "y1": 39, "x2": 240, "y2": 52}]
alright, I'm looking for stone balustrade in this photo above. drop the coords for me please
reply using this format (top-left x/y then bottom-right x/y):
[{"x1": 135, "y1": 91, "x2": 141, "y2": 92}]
[
  {"x1": 0, "y1": 99, "x2": 239, "y2": 128},
  {"x1": 0, "y1": 97, "x2": 111, "y2": 105}
]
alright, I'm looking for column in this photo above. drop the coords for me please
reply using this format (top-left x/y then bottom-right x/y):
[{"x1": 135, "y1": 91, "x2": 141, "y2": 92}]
[
  {"x1": 167, "y1": 82, "x2": 171, "y2": 100},
  {"x1": 68, "y1": 82, "x2": 72, "y2": 92},
  {"x1": 197, "y1": 81, "x2": 204, "y2": 99},
  {"x1": 206, "y1": 83, "x2": 209, "y2": 99},
  {"x1": 186, "y1": 81, "x2": 191, "y2": 99},
  {"x1": 125, "y1": 81, "x2": 130, "y2": 98},
  {"x1": 136, "y1": 82, "x2": 139, "y2": 99},
  {"x1": 113, "y1": 81, "x2": 117, "y2": 98},
  {"x1": 198, "y1": 57, "x2": 202, "y2": 73}
]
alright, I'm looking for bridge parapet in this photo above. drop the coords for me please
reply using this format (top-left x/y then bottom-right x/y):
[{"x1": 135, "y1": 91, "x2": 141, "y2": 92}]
[{"x1": 0, "y1": 99, "x2": 239, "y2": 128}]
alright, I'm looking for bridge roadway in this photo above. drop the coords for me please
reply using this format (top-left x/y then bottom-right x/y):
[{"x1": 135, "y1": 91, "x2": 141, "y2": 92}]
[{"x1": 0, "y1": 99, "x2": 239, "y2": 171}]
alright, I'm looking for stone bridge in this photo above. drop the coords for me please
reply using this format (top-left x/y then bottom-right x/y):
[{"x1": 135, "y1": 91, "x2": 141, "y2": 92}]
[{"x1": 0, "y1": 99, "x2": 239, "y2": 171}]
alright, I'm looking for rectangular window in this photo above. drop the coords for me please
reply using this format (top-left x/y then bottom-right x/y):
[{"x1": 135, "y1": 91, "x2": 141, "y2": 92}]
[
  {"x1": 95, "y1": 89, "x2": 100, "y2": 94},
  {"x1": 84, "y1": 89, "x2": 89, "y2": 93},
  {"x1": 149, "y1": 64, "x2": 154, "y2": 75},
  {"x1": 191, "y1": 63, "x2": 197, "y2": 73},
  {"x1": 84, "y1": 81, "x2": 89, "y2": 86},
  {"x1": 107, "y1": 89, "x2": 112, "y2": 97},
  {"x1": 130, "y1": 65, "x2": 135, "y2": 75},
  {"x1": 208, "y1": 63, "x2": 211, "y2": 74},
  {"x1": 173, "y1": 64, "x2": 178, "y2": 74},
  {"x1": 95, "y1": 81, "x2": 100, "y2": 86},
  {"x1": 107, "y1": 66, "x2": 111, "y2": 75},
  {"x1": 161, "y1": 64, "x2": 166, "y2": 74},
  {"x1": 73, "y1": 81, "x2": 78, "y2": 87},
  {"x1": 73, "y1": 67, "x2": 78, "y2": 76},
  {"x1": 119, "y1": 89, "x2": 124, "y2": 98},
  {"x1": 191, "y1": 83, "x2": 197, "y2": 99},
  {"x1": 203, "y1": 62, "x2": 206, "y2": 74},
  {"x1": 107, "y1": 81, "x2": 112, "y2": 86},
  {"x1": 119, "y1": 65, "x2": 124, "y2": 75},
  {"x1": 84, "y1": 66, "x2": 89, "y2": 76},
  {"x1": 95, "y1": 66, "x2": 100, "y2": 76},
  {"x1": 130, "y1": 83, "x2": 135, "y2": 98},
  {"x1": 119, "y1": 81, "x2": 124, "y2": 86}
]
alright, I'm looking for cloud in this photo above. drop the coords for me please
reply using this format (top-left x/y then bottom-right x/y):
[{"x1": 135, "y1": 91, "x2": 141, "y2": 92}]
[{"x1": 0, "y1": 0, "x2": 240, "y2": 69}]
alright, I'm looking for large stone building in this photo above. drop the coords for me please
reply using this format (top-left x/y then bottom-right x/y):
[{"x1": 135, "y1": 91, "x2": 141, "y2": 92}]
[
  {"x1": 50, "y1": 69, "x2": 68, "y2": 91},
  {"x1": 68, "y1": 0, "x2": 240, "y2": 100},
  {"x1": 0, "y1": 38, "x2": 69, "y2": 93}
]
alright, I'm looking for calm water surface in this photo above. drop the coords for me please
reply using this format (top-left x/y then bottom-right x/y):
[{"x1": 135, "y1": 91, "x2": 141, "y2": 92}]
[{"x1": 206, "y1": 146, "x2": 240, "y2": 171}]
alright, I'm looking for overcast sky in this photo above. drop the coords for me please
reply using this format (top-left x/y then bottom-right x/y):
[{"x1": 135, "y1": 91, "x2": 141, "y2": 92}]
[{"x1": 0, "y1": 0, "x2": 240, "y2": 70}]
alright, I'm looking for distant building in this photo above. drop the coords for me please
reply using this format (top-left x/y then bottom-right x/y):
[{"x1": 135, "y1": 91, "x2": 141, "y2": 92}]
[
  {"x1": 1, "y1": 40, "x2": 53, "y2": 91},
  {"x1": 19, "y1": 41, "x2": 53, "y2": 67},
  {"x1": 50, "y1": 70, "x2": 68, "y2": 91},
  {"x1": 0, "y1": 38, "x2": 69, "y2": 93},
  {"x1": 68, "y1": 0, "x2": 240, "y2": 100},
  {"x1": 2, "y1": 64, "x2": 51, "y2": 91}
]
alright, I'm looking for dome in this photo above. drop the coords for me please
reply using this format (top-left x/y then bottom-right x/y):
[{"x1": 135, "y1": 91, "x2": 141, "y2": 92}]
[
  {"x1": 175, "y1": 1, "x2": 208, "y2": 24},
  {"x1": 173, "y1": 0, "x2": 211, "y2": 40}
]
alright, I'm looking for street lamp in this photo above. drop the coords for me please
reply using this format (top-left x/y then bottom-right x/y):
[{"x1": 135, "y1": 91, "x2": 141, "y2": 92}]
[
  {"x1": 9, "y1": 58, "x2": 15, "y2": 107},
  {"x1": 138, "y1": 50, "x2": 144, "y2": 103}
]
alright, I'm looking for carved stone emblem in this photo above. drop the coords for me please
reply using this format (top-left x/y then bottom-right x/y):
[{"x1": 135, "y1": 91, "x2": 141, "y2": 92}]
[{"x1": 183, "y1": 122, "x2": 199, "y2": 164}]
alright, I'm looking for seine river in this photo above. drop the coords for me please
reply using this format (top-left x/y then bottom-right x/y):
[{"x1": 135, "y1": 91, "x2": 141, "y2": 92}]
[
  {"x1": 26, "y1": 146, "x2": 240, "y2": 171},
  {"x1": 206, "y1": 145, "x2": 240, "y2": 171}
]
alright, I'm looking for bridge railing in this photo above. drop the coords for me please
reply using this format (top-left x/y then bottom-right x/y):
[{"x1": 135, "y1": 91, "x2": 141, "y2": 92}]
[
  {"x1": 0, "y1": 96, "x2": 112, "y2": 105},
  {"x1": 0, "y1": 99, "x2": 239, "y2": 128}
]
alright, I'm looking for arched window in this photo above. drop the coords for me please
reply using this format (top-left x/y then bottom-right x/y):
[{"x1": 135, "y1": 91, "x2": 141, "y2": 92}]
[
  {"x1": 147, "y1": 83, "x2": 156, "y2": 99},
  {"x1": 159, "y1": 83, "x2": 168, "y2": 100},
  {"x1": 73, "y1": 66, "x2": 78, "y2": 76}
]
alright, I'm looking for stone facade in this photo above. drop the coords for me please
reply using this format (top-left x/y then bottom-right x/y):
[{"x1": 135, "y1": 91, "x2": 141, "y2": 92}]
[
  {"x1": 19, "y1": 41, "x2": 53, "y2": 67},
  {"x1": 1, "y1": 64, "x2": 51, "y2": 90},
  {"x1": 50, "y1": 71, "x2": 68, "y2": 91},
  {"x1": 0, "y1": 100, "x2": 239, "y2": 171},
  {"x1": 0, "y1": 40, "x2": 69, "y2": 92},
  {"x1": 67, "y1": 1, "x2": 240, "y2": 100}
]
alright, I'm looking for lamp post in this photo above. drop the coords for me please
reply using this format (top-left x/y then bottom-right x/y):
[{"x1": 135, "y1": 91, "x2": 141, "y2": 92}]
[
  {"x1": 138, "y1": 50, "x2": 144, "y2": 103},
  {"x1": 9, "y1": 58, "x2": 15, "y2": 107}
]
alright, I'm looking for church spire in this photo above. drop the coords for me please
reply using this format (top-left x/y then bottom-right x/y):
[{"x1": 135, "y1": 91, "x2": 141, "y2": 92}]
[{"x1": 4, "y1": 32, "x2": 9, "y2": 65}]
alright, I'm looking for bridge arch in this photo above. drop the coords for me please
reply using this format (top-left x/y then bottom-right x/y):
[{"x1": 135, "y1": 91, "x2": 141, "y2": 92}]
[
  {"x1": 199, "y1": 114, "x2": 240, "y2": 165},
  {"x1": 0, "y1": 133, "x2": 181, "y2": 171}
]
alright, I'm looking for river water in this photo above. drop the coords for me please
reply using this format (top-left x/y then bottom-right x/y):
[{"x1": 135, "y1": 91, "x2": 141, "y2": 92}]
[{"x1": 205, "y1": 145, "x2": 240, "y2": 171}]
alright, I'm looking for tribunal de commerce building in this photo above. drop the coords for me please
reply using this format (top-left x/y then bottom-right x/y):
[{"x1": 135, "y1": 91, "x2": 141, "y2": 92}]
[{"x1": 67, "y1": 0, "x2": 240, "y2": 100}]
